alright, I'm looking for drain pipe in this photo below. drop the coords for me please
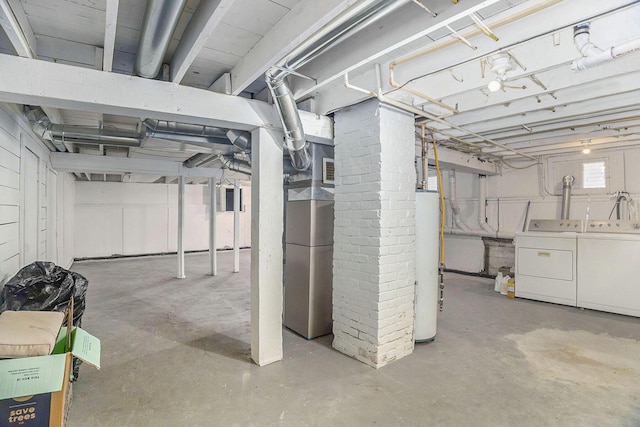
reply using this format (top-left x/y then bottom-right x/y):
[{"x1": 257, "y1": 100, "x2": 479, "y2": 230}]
[
  {"x1": 135, "y1": 0, "x2": 188, "y2": 78},
  {"x1": 478, "y1": 175, "x2": 496, "y2": 233},
  {"x1": 449, "y1": 170, "x2": 471, "y2": 232},
  {"x1": 560, "y1": 175, "x2": 575, "y2": 220},
  {"x1": 571, "y1": 23, "x2": 640, "y2": 71}
]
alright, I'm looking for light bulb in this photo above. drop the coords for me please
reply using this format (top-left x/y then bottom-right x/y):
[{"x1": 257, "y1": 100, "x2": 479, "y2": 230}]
[
  {"x1": 582, "y1": 147, "x2": 591, "y2": 154},
  {"x1": 487, "y1": 79, "x2": 502, "y2": 92}
]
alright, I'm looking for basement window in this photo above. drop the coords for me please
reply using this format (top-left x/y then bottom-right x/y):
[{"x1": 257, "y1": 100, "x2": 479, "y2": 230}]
[
  {"x1": 582, "y1": 161, "x2": 606, "y2": 189},
  {"x1": 427, "y1": 175, "x2": 438, "y2": 191},
  {"x1": 224, "y1": 188, "x2": 244, "y2": 212}
]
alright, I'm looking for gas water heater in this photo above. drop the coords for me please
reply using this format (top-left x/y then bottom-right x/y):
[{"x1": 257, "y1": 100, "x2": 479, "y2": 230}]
[{"x1": 414, "y1": 191, "x2": 440, "y2": 342}]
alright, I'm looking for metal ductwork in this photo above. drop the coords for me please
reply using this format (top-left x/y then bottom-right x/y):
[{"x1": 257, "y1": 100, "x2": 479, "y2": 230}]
[
  {"x1": 143, "y1": 119, "x2": 227, "y2": 138},
  {"x1": 561, "y1": 175, "x2": 575, "y2": 220},
  {"x1": 135, "y1": 0, "x2": 188, "y2": 78},
  {"x1": 143, "y1": 119, "x2": 252, "y2": 148},
  {"x1": 572, "y1": 23, "x2": 640, "y2": 71},
  {"x1": 26, "y1": 106, "x2": 143, "y2": 150},
  {"x1": 226, "y1": 129, "x2": 251, "y2": 151},
  {"x1": 183, "y1": 153, "x2": 216, "y2": 168},
  {"x1": 266, "y1": 0, "x2": 409, "y2": 171},
  {"x1": 142, "y1": 119, "x2": 233, "y2": 146},
  {"x1": 184, "y1": 153, "x2": 251, "y2": 175},
  {"x1": 265, "y1": 71, "x2": 311, "y2": 171},
  {"x1": 220, "y1": 155, "x2": 252, "y2": 175}
]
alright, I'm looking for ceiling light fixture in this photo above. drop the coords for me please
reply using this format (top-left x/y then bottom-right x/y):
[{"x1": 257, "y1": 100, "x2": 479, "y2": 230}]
[
  {"x1": 487, "y1": 78, "x2": 503, "y2": 92},
  {"x1": 582, "y1": 140, "x2": 591, "y2": 154},
  {"x1": 486, "y1": 53, "x2": 516, "y2": 92}
]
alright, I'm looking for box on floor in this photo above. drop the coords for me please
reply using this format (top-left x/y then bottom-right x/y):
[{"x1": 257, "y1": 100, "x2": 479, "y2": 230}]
[{"x1": 0, "y1": 318, "x2": 100, "y2": 427}]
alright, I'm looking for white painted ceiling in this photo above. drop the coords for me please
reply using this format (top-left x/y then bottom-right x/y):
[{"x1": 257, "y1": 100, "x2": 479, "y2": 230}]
[{"x1": 0, "y1": 0, "x2": 638, "y2": 181}]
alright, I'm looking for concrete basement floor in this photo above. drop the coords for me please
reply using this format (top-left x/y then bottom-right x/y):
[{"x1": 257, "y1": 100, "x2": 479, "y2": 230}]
[{"x1": 67, "y1": 250, "x2": 640, "y2": 426}]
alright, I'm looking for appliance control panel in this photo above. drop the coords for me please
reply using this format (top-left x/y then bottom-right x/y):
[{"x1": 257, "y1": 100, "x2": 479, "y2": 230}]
[
  {"x1": 527, "y1": 219, "x2": 583, "y2": 232},
  {"x1": 585, "y1": 220, "x2": 640, "y2": 234}
]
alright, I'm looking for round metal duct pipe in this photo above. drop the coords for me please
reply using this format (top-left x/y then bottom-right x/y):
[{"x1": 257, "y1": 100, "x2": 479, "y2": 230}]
[
  {"x1": 135, "y1": 0, "x2": 188, "y2": 78},
  {"x1": 561, "y1": 175, "x2": 575, "y2": 220}
]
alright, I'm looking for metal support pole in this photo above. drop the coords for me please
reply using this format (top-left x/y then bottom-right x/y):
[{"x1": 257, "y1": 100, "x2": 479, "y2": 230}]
[
  {"x1": 177, "y1": 175, "x2": 186, "y2": 279},
  {"x1": 208, "y1": 177, "x2": 217, "y2": 276},
  {"x1": 233, "y1": 179, "x2": 240, "y2": 273}
]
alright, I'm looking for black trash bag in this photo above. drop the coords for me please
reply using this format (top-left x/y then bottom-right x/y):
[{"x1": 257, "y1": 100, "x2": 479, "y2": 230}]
[{"x1": 0, "y1": 261, "x2": 89, "y2": 380}]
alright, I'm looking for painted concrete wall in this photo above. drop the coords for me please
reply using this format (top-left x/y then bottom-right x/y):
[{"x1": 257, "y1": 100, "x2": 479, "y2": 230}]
[
  {"x1": 74, "y1": 181, "x2": 251, "y2": 258},
  {"x1": 0, "y1": 104, "x2": 75, "y2": 285},
  {"x1": 440, "y1": 147, "x2": 640, "y2": 273}
]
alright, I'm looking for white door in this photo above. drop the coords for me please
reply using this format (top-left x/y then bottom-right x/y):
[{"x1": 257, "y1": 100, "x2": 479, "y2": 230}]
[{"x1": 22, "y1": 148, "x2": 39, "y2": 265}]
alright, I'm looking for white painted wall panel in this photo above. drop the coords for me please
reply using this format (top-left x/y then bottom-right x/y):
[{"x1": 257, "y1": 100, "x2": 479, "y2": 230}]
[
  {"x1": 624, "y1": 150, "x2": 640, "y2": 193},
  {"x1": 21, "y1": 147, "x2": 39, "y2": 266},
  {"x1": 76, "y1": 182, "x2": 170, "y2": 205},
  {"x1": 75, "y1": 182, "x2": 251, "y2": 258},
  {"x1": 57, "y1": 172, "x2": 75, "y2": 268},
  {"x1": 0, "y1": 204, "x2": 19, "y2": 224},
  {"x1": 0, "y1": 104, "x2": 73, "y2": 283},
  {"x1": 74, "y1": 206, "x2": 124, "y2": 258},
  {"x1": 444, "y1": 235, "x2": 485, "y2": 272},
  {"x1": 122, "y1": 207, "x2": 169, "y2": 255}
]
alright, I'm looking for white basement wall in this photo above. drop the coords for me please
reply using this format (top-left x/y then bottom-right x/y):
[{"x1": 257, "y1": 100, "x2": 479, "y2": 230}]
[
  {"x1": 440, "y1": 146, "x2": 640, "y2": 273},
  {"x1": 0, "y1": 103, "x2": 75, "y2": 285},
  {"x1": 74, "y1": 181, "x2": 251, "y2": 258}
]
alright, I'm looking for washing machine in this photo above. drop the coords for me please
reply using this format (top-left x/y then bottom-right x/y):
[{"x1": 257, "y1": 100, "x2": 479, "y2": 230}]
[
  {"x1": 514, "y1": 220, "x2": 582, "y2": 306},
  {"x1": 577, "y1": 221, "x2": 640, "y2": 317}
]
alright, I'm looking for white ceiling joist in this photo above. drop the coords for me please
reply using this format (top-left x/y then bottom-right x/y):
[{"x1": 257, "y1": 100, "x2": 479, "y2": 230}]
[
  {"x1": 50, "y1": 152, "x2": 231, "y2": 178},
  {"x1": 103, "y1": 0, "x2": 119, "y2": 72},
  {"x1": 0, "y1": 0, "x2": 36, "y2": 57},
  {"x1": 0, "y1": 55, "x2": 274, "y2": 130},
  {"x1": 0, "y1": 0, "x2": 69, "y2": 146},
  {"x1": 292, "y1": 0, "x2": 503, "y2": 100},
  {"x1": 230, "y1": 0, "x2": 360, "y2": 95},
  {"x1": 170, "y1": 0, "x2": 236, "y2": 84}
]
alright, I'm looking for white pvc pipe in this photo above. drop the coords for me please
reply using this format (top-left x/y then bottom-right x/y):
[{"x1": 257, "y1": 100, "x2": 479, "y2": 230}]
[
  {"x1": 177, "y1": 175, "x2": 185, "y2": 279},
  {"x1": 233, "y1": 179, "x2": 240, "y2": 273},
  {"x1": 572, "y1": 29, "x2": 640, "y2": 71},
  {"x1": 449, "y1": 171, "x2": 471, "y2": 232},
  {"x1": 208, "y1": 178, "x2": 217, "y2": 276},
  {"x1": 478, "y1": 175, "x2": 496, "y2": 234}
]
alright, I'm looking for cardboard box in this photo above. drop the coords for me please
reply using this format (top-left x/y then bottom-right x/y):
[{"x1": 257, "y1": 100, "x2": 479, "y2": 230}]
[{"x1": 0, "y1": 325, "x2": 100, "y2": 427}]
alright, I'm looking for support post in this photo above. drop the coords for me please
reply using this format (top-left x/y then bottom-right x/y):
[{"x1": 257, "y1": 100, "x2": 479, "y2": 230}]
[
  {"x1": 208, "y1": 177, "x2": 217, "y2": 276},
  {"x1": 332, "y1": 99, "x2": 416, "y2": 368},
  {"x1": 250, "y1": 127, "x2": 283, "y2": 366},
  {"x1": 177, "y1": 175, "x2": 186, "y2": 279},
  {"x1": 233, "y1": 179, "x2": 240, "y2": 273}
]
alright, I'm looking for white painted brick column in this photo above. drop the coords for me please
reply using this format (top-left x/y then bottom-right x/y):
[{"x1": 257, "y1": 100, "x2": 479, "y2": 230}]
[
  {"x1": 332, "y1": 99, "x2": 416, "y2": 368},
  {"x1": 250, "y1": 127, "x2": 284, "y2": 366}
]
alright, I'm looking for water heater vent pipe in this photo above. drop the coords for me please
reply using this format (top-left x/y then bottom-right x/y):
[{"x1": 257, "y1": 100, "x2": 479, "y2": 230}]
[{"x1": 561, "y1": 175, "x2": 575, "y2": 220}]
